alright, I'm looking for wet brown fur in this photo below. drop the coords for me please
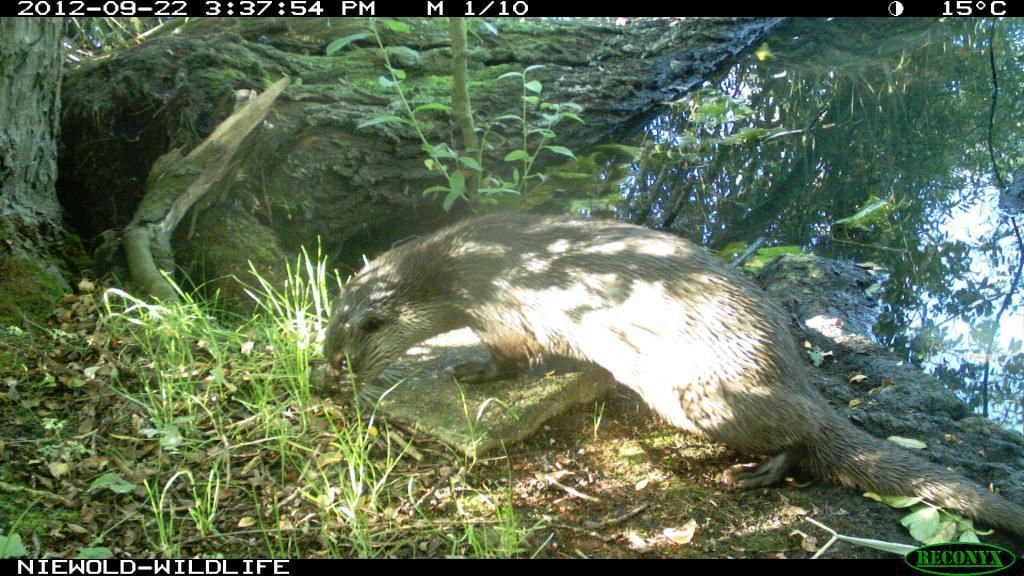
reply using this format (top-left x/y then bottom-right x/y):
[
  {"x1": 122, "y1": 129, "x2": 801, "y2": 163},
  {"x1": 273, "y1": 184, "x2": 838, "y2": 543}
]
[{"x1": 325, "y1": 214, "x2": 1024, "y2": 537}]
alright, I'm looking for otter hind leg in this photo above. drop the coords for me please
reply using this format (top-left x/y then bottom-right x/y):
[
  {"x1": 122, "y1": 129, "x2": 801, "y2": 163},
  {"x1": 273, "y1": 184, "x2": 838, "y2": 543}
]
[{"x1": 723, "y1": 452, "x2": 794, "y2": 488}]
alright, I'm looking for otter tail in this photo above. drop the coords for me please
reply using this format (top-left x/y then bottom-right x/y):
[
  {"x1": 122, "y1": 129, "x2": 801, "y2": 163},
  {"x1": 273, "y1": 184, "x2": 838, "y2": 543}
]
[{"x1": 806, "y1": 411, "x2": 1024, "y2": 537}]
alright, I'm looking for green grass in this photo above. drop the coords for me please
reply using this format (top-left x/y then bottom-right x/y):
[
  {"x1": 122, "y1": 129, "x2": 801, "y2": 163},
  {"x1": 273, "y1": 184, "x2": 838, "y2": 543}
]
[{"x1": 82, "y1": 247, "x2": 545, "y2": 558}]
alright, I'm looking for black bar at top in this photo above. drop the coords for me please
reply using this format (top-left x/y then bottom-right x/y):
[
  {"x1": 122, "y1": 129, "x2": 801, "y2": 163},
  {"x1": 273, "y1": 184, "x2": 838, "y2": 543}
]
[{"x1": 5, "y1": 0, "x2": 1019, "y2": 18}]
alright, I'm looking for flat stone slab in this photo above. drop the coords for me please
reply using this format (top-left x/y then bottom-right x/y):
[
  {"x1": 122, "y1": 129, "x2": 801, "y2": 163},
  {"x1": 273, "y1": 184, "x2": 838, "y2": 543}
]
[{"x1": 371, "y1": 328, "x2": 617, "y2": 458}]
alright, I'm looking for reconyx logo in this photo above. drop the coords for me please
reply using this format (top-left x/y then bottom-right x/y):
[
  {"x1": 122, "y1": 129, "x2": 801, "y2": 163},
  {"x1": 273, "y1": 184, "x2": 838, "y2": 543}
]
[{"x1": 905, "y1": 542, "x2": 1017, "y2": 576}]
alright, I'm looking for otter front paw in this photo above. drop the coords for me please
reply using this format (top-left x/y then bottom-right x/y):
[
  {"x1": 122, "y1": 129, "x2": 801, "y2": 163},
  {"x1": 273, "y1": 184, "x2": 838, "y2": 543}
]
[{"x1": 722, "y1": 453, "x2": 791, "y2": 488}]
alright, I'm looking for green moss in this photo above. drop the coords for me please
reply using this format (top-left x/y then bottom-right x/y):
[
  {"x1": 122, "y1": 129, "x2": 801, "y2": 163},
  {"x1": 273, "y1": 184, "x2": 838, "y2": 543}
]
[
  {"x1": 0, "y1": 487, "x2": 79, "y2": 536},
  {"x1": 60, "y1": 232, "x2": 92, "y2": 277},
  {"x1": 0, "y1": 256, "x2": 65, "y2": 325}
]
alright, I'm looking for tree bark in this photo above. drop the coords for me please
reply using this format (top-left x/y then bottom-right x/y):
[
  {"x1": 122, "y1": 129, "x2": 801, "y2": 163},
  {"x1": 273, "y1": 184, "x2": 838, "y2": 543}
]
[
  {"x1": 0, "y1": 19, "x2": 63, "y2": 264},
  {"x1": 59, "y1": 17, "x2": 786, "y2": 294},
  {"x1": 450, "y1": 18, "x2": 480, "y2": 198},
  {"x1": 0, "y1": 18, "x2": 68, "y2": 322},
  {"x1": 123, "y1": 78, "x2": 289, "y2": 301}
]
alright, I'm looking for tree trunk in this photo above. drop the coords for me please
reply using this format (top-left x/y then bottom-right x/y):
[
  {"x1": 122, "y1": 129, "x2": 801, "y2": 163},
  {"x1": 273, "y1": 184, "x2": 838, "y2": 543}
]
[
  {"x1": 0, "y1": 18, "x2": 68, "y2": 323},
  {"x1": 58, "y1": 17, "x2": 785, "y2": 298}
]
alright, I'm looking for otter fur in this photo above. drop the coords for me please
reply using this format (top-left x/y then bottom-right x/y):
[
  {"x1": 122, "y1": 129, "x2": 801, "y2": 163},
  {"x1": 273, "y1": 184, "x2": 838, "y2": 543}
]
[{"x1": 324, "y1": 213, "x2": 1024, "y2": 537}]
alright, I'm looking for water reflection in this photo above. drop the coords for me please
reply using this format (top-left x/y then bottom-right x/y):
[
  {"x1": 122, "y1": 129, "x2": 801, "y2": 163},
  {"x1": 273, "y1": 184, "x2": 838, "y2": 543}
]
[{"x1": 560, "y1": 19, "x2": 1024, "y2": 429}]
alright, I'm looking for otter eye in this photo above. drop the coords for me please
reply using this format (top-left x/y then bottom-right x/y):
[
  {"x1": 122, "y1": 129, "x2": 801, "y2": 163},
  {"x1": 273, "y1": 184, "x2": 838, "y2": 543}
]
[{"x1": 362, "y1": 317, "x2": 385, "y2": 334}]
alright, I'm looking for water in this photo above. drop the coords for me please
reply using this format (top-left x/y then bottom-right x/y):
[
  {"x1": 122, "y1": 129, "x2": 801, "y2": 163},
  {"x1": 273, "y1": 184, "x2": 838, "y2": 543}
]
[{"x1": 561, "y1": 18, "x2": 1024, "y2": 430}]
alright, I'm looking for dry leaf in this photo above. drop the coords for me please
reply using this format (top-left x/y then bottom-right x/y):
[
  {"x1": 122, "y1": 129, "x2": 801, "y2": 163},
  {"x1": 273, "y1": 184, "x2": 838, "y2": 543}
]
[
  {"x1": 625, "y1": 531, "x2": 649, "y2": 552},
  {"x1": 662, "y1": 519, "x2": 698, "y2": 545},
  {"x1": 48, "y1": 460, "x2": 71, "y2": 478},
  {"x1": 780, "y1": 505, "x2": 808, "y2": 517},
  {"x1": 887, "y1": 436, "x2": 927, "y2": 449}
]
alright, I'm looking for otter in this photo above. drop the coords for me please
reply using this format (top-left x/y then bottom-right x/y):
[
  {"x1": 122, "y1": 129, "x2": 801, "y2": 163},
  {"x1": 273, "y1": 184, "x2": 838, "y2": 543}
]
[{"x1": 324, "y1": 213, "x2": 1024, "y2": 537}]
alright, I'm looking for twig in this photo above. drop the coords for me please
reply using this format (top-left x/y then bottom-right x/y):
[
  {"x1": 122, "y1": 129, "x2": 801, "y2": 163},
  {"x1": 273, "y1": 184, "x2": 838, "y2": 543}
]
[
  {"x1": 538, "y1": 473, "x2": 599, "y2": 502},
  {"x1": 802, "y1": 516, "x2": 915, "y2": 558},
  {"x1": 548, "y1": 504, "x2": 650, "y2": 544},
  {"x1": 387, "y1": 430, "x2": 423, "y2": 461},
  {"x1": 548, "y1": 522, "x2": 616, "y2": 543},
  {"x1": 0, "y1": 480, "x2": 73, "y2": 507},
  {"x1": 583, "y1": 503, "x2": 650, "y2": 529}
]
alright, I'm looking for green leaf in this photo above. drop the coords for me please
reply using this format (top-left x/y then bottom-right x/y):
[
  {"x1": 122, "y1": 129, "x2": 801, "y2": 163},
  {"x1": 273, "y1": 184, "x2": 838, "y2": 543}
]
[
  {"x1": 158, "y1": 424, "x2": 183, "y2": 451},
  {"x1": 377, "y1": 75, "x2": 397, "y2": 88},
  {"x1": 0, "y1": 533, "x2": 27, "y2": 559},
  {"x1": 524, "y1": 80, "x2": 543, "y2": 94},
  {"x1": 959, "y1": 530, "x2": 981, "y2": 543},
  {"x1": 479, "y1": 21, "x2": 499, "y2": 36},
  {"x1": 76, "y1": 547, "x2": 114, "y2": 559},
  {"x1": 523, "y1": 95, "x2": 540, "y2": 106},
  {"x1": 721, "y1": 127, "x2": 770, "y2": 146},
  {"x1": 325, "y1": 33, "x2": 371, "y2": 55},
  {"x1": 900, "y1": 506, "x2": 941, "y2": 543},
  {"x1": 442, "y1": 172, "x2": 466, "y2": 212},
  {"x1": 504, "y1": 150, "x2": 530, "y2": 162},
  {"x1": 755, "y1": 41, "x2": 776, "y2": 62},
  {"x1": 458, "y1": 157, "x2": 483, "y2": 171},
  {"x1": 866, "y1": 494, "x2": 923, "y2": 508},
  {"x1": 807, "y1": 348, "x2": 826, "y2": 367},
  {"x1": 423, "y1": 185, "x2": 449, "y2": 196},
  {"x1": 492, "y1": 114, "x2": 522, "y2": 123},
  {"x1": 412, "y1": 102, "x2": 452, "y2": 114},
  {"x1": 449, "y1": 171, "x2": 466, "y2": 195},
  {"x1": 387, "y1": 46, "x2": 420, "y2": 59},
  {"x1": 924, "y1": 520, "x2": 960, "y2": 545},
  {"x1": 524, "y1": 64, "x2": 546, "y2": 74},
  {"x1": 357, "y1": 115, "x2": 409, "y2": 129},
  {"x1": 834, "y1": 195, "x2": 892, "y2": 230},
  {"x1": 424, "y1": 143, "x2": 457, "y2": 159},
  {"x1": 88, "y1": 471, "x2": 136, "y2": 495},
  {"x1": 497, "y1": 71, "x2": 523, "y2": 81},
  {"x1": 442, "y1": 192, "x2": 461, "y2": 212},
  {"x1": 392, "y1": 69, "x2": 406, "y2": 80},
  {"x1": 543, "y1": 146, "x2": 576, "y2": 159},
  {"x1": 382, "y1": 19, "x2": 411, "y2": 33}
]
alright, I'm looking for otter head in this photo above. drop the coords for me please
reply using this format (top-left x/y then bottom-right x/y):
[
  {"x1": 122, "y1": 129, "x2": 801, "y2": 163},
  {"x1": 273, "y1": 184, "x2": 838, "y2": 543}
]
[{"x1": 323, "y1": 248, "x2": 466, "y2": 386}]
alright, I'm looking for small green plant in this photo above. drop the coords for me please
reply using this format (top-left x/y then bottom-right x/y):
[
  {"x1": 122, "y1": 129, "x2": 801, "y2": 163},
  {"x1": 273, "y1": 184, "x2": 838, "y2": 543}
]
[
  {"x1": 328, "y1": 19, "x2": 582, "y2": 211},
  {"x1": 491, "y1": 66, "x2": 582, "y2": 201},
  {"x1": 446, "y1": 477, "x2": 550, "y2": 558},
  {"x1": 90, "y1": 245, "x2": 559, "y2": 558},
  {"x1": 144, "y1": 471, "x2": 192, "y2": 557},
  {"x1": 866, "y1": 494, "x2": 984, "y2": 544},
  {"x1": 188, "y1": 463, "x2": 222, "y2": 539},
  {"x1": 0, "y1": 500, "x2": 36, "y2": 559},
  {"x1": 592, "y1": 400, "x2": 606, "y2": 440},
  {"x1": 306, "y1": 372, "x2": 408, "y2": 558}
]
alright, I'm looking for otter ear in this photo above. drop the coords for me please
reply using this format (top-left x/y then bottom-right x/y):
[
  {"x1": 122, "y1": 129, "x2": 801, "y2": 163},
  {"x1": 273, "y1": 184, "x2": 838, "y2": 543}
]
[{"x1": 361, "y1": 316, "x2": 386, "y2": 334}]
